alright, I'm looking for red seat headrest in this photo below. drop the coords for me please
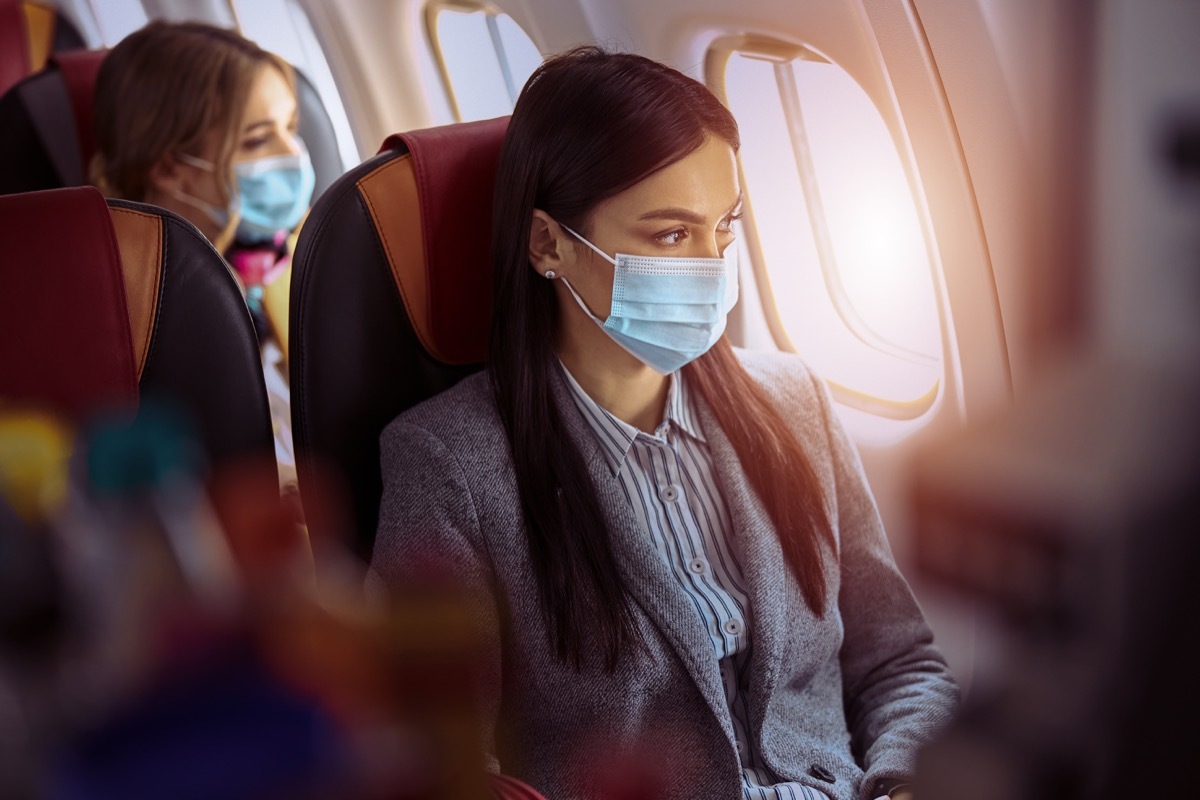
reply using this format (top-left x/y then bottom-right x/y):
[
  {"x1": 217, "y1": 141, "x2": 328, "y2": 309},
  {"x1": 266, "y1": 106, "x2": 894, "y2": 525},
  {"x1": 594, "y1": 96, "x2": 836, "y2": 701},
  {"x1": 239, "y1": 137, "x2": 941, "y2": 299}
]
[
  {"x1": 0, "y1": 186, "x2": 139, "y2": 419},
  {"x1": 374, "y1": 116, "x2": 509, "y2": 364}
]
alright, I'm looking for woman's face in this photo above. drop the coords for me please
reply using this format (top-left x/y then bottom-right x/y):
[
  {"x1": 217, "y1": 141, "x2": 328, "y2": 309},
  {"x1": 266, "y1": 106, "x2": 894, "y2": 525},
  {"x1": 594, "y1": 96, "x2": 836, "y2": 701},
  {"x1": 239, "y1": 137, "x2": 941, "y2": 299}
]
[
  {"x1": 557, "y1": 135, "x2": 742, "y2": 323},
  {"x1": 164, "y1": 64, "x2": 300, "y2": 248},
  {"x1": 233, "y1": 63, "x2": 302, "y2": 166}
]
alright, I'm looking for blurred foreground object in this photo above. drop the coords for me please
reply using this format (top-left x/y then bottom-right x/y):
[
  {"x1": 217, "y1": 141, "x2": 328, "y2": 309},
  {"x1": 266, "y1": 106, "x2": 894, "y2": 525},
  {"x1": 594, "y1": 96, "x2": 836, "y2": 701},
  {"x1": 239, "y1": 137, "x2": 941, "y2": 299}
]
[
  {"x1": 0, "y1": 411, "x2": 71, "y2": 524},
  {"x1": 0, "y1": 408, "x2": 545, "y2": 800},
  {"x1": 914, "y1": 359, "x2": 1200, "y2": 800},
  {"x1": 911, "y1": 0, "x2": 1200, "y2": 797}
]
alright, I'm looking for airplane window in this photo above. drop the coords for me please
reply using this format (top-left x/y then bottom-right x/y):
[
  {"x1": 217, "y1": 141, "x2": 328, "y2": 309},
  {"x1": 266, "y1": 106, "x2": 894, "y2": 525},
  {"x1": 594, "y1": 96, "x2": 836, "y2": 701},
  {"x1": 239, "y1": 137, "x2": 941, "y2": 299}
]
[
  {"x1": 428, "y1": 3, "x2": 542, "y2": 122},
  {"x1": 232, "y1": 0, "x2": 360, "y2": 168},
  {"x1": 74, "y1": 0, "x2": 148, "y2": 46},
  {"x1": 712, "y1": 44, "x2": 942, "y2": 418}
]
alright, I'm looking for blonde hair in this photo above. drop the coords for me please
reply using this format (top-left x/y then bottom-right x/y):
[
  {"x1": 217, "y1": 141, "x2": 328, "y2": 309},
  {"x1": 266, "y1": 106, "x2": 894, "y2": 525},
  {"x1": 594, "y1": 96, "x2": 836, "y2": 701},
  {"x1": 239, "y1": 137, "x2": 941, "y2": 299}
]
[{"x1": 90, "y1": 21, "x2": 294, "y2": 204}]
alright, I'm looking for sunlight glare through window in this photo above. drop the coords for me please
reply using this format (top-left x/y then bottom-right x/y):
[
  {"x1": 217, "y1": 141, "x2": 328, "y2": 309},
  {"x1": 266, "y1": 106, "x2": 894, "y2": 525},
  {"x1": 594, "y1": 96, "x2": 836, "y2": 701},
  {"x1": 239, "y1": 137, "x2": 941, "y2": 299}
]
[{"x1": 723, "y1": 51, "x2": 941, "y2": 408}]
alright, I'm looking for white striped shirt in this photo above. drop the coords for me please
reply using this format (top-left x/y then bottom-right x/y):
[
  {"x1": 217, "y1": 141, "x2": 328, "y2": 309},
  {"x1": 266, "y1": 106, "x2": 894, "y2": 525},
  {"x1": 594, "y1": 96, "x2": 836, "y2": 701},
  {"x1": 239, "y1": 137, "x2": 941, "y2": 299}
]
[{"x1": 560, "y1": 364, "x2": 829, "y2": 800}]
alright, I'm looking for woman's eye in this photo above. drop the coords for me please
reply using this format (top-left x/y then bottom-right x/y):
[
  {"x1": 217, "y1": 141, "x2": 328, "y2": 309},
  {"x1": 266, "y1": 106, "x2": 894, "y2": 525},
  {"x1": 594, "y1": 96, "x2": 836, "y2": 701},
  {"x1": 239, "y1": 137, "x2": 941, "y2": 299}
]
[
  {"x1": 718, "y1": 212, "x2": 744, "y2": 232},
  {"x1": 241, "y1": 137, "x2": 270, "y2": 151},
  {"x1": 657, "y1": 229, "x2": 687, "y2": 246}
]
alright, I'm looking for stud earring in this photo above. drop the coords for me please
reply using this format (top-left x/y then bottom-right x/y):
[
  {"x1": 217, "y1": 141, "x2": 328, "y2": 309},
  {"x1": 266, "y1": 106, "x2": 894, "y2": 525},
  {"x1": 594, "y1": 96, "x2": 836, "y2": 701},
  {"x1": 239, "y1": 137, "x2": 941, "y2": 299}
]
[{"x1": 545, "y1": 270, "x2": 557, "y2": 280}]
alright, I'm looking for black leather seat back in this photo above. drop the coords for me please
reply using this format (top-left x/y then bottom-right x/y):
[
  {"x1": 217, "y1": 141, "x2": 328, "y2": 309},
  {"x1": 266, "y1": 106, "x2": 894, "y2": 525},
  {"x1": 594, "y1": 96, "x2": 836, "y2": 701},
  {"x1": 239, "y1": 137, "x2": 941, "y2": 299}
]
[{"x1": 291, "y1": 117, "x2": 508, "y2": 557}]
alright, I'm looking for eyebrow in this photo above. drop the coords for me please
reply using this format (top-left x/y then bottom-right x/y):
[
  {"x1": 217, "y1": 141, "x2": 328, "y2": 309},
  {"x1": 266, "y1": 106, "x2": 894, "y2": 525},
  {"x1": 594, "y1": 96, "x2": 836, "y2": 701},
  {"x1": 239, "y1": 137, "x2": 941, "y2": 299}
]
[
  {"x1": 637, "y1": 193, "x2": 744, "y2": 224},
  {"x1": 241, "y1": 112, "x2": 299, "y2": 135}
]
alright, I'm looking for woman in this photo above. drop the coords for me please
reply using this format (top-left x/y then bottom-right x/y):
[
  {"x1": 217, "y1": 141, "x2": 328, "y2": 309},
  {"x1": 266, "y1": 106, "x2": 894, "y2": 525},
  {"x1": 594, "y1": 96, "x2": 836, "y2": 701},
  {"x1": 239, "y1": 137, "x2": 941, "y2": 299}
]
[
  {"x1": 372, "y1": 47, "x2": 957, "y2": 800},
  {"x1": 90, "y1": 21, "x2": 315, "y2": 486}
]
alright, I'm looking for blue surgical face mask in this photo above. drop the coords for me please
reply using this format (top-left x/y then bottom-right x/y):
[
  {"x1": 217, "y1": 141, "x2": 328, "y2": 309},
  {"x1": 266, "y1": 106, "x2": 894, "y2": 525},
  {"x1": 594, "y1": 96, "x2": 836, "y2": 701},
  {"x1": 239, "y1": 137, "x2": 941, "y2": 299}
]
[
  {"x1": 558, "y1": 223, "x2": 739, "y2": 375},
  {"x1": 232, "y1": 145, "x2": 316, "y2": 243},
  {"x1": 175, "y1": 143, "x2": 316, "y2": 244}
]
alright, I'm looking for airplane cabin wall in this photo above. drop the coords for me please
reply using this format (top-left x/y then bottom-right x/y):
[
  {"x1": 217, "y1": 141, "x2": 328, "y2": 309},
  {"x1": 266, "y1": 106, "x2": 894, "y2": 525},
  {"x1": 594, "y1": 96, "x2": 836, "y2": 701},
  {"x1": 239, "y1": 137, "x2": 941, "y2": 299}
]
[
  {"x1": 291, "y1": 0, "x2": 418, "y2": 162},
  {"x1": 912, "y1": 0, "x2": 1028, "y2": 397}
]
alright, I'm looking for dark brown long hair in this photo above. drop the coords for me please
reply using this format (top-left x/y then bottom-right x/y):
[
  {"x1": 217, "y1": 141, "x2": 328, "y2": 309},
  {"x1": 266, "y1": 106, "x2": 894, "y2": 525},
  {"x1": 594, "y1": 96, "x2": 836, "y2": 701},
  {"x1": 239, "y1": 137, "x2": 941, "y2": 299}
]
[{"x1": 489, "y1": 46, "x2": 833, "y2": 671}]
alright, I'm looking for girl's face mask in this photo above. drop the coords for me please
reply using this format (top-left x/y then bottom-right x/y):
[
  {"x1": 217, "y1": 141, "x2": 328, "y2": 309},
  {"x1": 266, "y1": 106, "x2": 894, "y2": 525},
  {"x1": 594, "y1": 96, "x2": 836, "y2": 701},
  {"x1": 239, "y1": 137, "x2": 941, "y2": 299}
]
[
  {"x1": 557, "y1": 223, "x2": 739, "y2": 375},
  {"x1": 230, "y1": 146, "x2": 315, "y2": 243},
  {"x1": 175, "y1": 143, "x2": 316, "y2": 245}
]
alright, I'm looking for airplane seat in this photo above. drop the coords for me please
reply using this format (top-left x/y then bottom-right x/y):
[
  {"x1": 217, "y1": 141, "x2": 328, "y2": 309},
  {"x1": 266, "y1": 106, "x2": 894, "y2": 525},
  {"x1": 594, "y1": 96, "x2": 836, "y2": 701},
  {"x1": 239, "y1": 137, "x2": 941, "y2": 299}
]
[
  {"x1": 290, "y1": 116, "x2": 508, "y2": 560},
  {"x1": 0, "y1": 186, "x2": 276, "y2": 476},
  {"x1": 294, "y1": 70, "x2": 343, "y2": 200},
  {"x1": 0, "y1": 50, "x2": 344, "y2": 199},
  {"x1": 0, "y1": 0, "x2": 85, "y2": 97},
  {"x1": 290, "y1": 112, "x2": 543, "y2": 800},
  {"x1": 0, "y1": 48, "x2": 104, "y2": 195}
]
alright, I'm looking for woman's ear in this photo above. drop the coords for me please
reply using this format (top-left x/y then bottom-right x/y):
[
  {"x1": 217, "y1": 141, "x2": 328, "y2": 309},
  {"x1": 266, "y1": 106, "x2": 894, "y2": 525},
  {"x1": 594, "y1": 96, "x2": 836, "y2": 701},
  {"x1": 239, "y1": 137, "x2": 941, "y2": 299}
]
[
  {"x1": 147, "y1": 153, "x2": 184, "y2": 196},
  {"x1": 529, "y1": 209, "x2": 572, "y2": 277}
]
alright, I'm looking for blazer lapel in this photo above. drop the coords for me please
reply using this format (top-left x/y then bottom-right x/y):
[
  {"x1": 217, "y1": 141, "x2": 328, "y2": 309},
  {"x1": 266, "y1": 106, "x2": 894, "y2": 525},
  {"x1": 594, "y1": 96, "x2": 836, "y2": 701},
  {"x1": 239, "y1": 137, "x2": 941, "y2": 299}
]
[
  {"x1": 694, "y1": 397, "x2": 799, "y2": 742},
  {"x1": 551, "y1": 373, "x2": 735, "y2": 743}
]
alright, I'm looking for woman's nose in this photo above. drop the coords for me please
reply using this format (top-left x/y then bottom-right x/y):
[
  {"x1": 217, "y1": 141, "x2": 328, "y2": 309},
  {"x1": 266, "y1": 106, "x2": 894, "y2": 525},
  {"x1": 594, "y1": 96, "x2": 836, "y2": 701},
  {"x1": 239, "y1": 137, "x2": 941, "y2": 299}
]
[
  {"x1": 282, "y1": 130, "x2": 304, "y2": 155},
  {"x1": 697, "y1": 233, "x2": 723, "y2": 259},
  {"x1": 265, "y1": 130, "x2": 303, "y2": 158}
]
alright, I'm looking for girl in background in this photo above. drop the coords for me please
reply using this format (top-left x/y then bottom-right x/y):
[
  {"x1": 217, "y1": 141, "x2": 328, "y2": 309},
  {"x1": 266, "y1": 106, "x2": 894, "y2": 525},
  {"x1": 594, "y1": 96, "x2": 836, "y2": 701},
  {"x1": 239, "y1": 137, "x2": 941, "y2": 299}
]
[{"x1": 90, "y1": 20, "x2": 315, "y2": 487}]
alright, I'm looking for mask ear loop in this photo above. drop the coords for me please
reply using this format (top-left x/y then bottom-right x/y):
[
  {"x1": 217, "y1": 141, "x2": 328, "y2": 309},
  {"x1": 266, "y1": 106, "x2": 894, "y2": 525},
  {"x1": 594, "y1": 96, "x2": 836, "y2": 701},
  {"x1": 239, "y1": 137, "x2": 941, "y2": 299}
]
[
  {"x1": 166, "y1": 187, "x2": 230, "y2": 227},
  {"x1": 559, "y1": 223, "x2": 618, "y2": 266},
  {"x1": 553, "y1": 222, "x2": 617, "y2": 323},
  {"x1": 558, "y1": 275, "x2": 607, "y2": 326},
  {"x1": 176, "y1": 152, "x2": 216, "y2": 171},
  {"x1": 173, "y1": 151, "x2": 237, "y2": 226}
]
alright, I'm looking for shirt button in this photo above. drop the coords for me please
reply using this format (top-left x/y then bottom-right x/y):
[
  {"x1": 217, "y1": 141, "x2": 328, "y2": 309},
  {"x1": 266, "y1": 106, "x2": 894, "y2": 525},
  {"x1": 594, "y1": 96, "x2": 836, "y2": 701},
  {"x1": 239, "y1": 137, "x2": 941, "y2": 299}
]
[
  {"x1": 723, "y1": 618, "x2": 744, "y2": 636},
  {"x1": 660, "y1": 485, "x2": 680, "y2": 502},
  {"x1": 688, "y1": 557, "x2": 707, "y2": 575}
]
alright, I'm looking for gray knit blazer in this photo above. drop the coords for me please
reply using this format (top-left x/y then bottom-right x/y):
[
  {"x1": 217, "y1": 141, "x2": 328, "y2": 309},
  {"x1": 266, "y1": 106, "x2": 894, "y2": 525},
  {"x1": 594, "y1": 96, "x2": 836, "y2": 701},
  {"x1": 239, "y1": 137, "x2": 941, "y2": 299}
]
[{"x1": 371, "y1": 349, "x2": 958, "y2": 800}]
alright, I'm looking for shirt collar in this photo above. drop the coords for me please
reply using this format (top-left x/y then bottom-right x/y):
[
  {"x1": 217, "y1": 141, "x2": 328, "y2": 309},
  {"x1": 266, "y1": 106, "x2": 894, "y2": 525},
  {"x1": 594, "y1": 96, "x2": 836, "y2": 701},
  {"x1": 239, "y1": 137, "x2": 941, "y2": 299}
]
[{"x1": 558, "y1": 362, "x2": 707, "y2": 477}]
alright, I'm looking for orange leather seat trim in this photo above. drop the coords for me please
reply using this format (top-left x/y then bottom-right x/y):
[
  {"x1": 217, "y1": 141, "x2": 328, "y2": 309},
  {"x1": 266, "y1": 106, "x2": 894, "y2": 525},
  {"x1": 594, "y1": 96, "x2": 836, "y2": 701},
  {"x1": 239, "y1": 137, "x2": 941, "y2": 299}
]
[
  {"x1": 109, "y1": 206, "x2": 163, "y2": 381},
  {"x1": 21, "y1": 1, "x2": 54, "y2": 73},
  {"x1": 356, "y1": 153, "x2": 438, "y2": 361}
]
